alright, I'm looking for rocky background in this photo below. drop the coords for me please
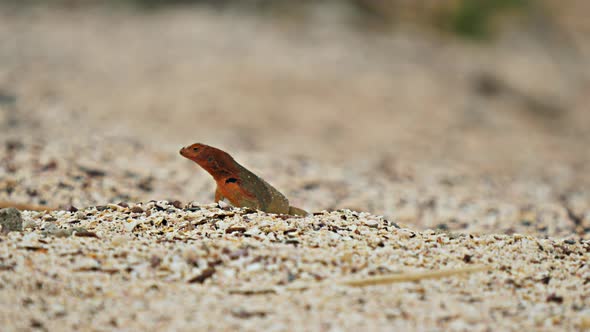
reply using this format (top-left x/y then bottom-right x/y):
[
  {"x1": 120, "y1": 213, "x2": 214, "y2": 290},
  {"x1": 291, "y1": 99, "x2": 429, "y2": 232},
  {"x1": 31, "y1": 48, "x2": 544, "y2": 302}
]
[{"x1": 0, "y1": 1, "x2": 589, "y2": 330}]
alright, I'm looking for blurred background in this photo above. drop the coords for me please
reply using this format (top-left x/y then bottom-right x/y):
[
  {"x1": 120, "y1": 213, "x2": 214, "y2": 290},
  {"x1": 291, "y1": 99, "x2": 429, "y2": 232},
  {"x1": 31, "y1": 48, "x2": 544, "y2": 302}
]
[{"x1": 1, "y1": 0, "x2": 589, "y2": 235}]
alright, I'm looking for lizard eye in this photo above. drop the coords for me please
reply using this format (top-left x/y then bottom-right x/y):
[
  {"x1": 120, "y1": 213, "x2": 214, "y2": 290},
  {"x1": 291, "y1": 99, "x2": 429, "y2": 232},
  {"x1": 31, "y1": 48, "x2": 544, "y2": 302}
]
[
  {"x1": 192, "y1": 147, "x2": 199, "y2": 152},
  {"x1": 225, "y1": 178, "x2": 238, "y2": 184}
]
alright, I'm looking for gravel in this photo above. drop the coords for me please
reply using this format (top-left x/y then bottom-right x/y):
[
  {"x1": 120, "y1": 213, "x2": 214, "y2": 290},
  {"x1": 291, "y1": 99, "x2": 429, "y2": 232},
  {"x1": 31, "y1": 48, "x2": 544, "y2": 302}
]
[
  {"x1": 0, "y1": 202, "x2": 589, "y2": 331},
  {"x1": 1, "y1": 7, "x2": 589, "y2": 331}
]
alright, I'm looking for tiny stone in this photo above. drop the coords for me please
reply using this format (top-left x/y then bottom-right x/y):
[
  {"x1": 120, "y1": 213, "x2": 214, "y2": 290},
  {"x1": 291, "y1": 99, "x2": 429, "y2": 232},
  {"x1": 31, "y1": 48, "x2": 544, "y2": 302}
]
[
  {"x1": 130, "y1": 206, "x2": 144, "y2": 213},
  {"x1": 78, "y1": 164, "x2": 106, "y2": 177},
  {"x1": 218, "y1": 200, "x2": 231, "y2": 209},
  {"x1": 107, "y1": 204, "x2": 124, "y2": 211},
  {"x1": 125, "y1": 220, "x2": 139, "y2": 232},
  {"x1": 150, "y1": 255, "x2": 162, "y2": 268},
  {"x1": 364, "y1": 220, "x2": 379, "y2": 228},
  {"x1": 22, "y1": 219, "x2": 37, "y2": 230},
  {"x1": 188, "y1": 267, "x2": 216, "y2": 284},
  {"x1": 547, "y1": 294, "x2": 564, "y2": 304}
]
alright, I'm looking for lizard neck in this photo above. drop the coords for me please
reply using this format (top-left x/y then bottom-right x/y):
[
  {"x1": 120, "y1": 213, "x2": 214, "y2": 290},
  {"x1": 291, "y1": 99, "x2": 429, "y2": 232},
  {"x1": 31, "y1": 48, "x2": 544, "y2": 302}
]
[{"x1": 196, "y1": 149, "x2": 240, "y2": 181}]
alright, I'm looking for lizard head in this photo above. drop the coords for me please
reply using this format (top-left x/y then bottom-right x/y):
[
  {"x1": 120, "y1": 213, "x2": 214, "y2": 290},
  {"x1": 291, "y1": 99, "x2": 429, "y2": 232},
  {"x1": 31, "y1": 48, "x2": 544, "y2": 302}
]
[
  {"x1": 179, "y1": 143, "x2": 210, "y2": 163},
  {"x1": 180, "y1": 143, "x2": 236, "y2": 178}
]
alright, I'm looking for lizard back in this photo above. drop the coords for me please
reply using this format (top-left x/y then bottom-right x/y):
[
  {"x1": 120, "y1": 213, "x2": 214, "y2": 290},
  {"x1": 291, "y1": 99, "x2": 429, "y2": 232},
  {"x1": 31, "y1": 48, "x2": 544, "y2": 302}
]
[{"x1": 235, "y1": 163, "x2": 290, "y2": 214}]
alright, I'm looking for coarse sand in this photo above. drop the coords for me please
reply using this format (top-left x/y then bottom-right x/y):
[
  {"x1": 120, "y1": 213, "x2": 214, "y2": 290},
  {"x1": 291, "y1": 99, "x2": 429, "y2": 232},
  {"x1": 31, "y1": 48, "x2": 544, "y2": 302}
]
[{"x1": 1, "y1": 7, "x2": 590, "y2": 331}]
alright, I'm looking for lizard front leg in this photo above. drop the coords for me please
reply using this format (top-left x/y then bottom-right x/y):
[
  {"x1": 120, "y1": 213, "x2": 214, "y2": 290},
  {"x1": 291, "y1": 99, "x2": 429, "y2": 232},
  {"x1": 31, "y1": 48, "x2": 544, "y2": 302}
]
[{"x1": 215, "y1": 186, "x2": 226, "y2": 203}]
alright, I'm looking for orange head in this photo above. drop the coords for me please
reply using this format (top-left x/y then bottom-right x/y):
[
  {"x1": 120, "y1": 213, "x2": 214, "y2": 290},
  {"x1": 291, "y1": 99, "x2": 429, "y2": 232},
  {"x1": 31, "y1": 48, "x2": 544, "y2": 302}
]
[
  {"x1": 179, "y1": 143, "x2": 237, "y2": 179},
  {"x1": 179, "y1": 143, "x2": 211, "y2": 163}
]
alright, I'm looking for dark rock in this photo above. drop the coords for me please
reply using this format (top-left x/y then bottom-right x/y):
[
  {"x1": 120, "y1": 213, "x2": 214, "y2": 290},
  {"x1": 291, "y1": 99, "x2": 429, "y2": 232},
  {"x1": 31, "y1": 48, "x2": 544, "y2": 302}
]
[
  {"x1": 231, "y1": 308, "x2": 268, "y2": 319},
  {"x1": 188, "y1": 267, "x2": 216, "y2": 284},
  {"x1": 225, "y1": 226, "x2": 247, "y2": 234},
  {"x1": 78, "y1": 164, "x2": 106, "y2": 177},
  {"x1": 546, "y1": 293, "x2": 563, "y2": 304},
  {"x1": 130, "y1": 206, "x2": 144, "y2": 213},
  {"x1": 0, "y1": 208, "x2": 22, "y2": 234}
]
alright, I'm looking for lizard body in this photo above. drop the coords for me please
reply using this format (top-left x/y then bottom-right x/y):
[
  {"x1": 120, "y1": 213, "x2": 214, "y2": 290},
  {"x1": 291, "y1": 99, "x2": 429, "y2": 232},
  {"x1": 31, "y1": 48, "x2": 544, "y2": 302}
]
[{"x1": 180, "y1": 143, "x2": 307, "y2": 216}]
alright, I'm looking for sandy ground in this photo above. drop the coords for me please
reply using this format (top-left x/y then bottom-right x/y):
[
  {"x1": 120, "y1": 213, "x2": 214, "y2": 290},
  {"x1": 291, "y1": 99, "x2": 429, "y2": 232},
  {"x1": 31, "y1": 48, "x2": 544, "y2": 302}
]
[{"x1": 0, "y1": 6, "x2": 589, "y2": 331}]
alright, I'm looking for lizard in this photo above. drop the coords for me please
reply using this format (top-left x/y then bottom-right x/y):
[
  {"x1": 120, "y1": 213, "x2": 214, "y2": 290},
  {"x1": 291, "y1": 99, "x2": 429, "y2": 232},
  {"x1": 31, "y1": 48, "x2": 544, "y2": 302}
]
[{"x1": 179, "y1": 143, "x2": 308, "y2": 216}]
